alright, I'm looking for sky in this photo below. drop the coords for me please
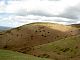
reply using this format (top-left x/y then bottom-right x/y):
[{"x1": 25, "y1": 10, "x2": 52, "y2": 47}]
[{"x1": 0, "y1": 0, "x2": 80, "y2": 27}]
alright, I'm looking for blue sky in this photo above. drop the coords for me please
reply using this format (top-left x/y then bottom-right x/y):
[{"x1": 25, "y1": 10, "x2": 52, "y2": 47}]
[{"x1": 0, "y1": 0, "x2": 80, "y2": 27}]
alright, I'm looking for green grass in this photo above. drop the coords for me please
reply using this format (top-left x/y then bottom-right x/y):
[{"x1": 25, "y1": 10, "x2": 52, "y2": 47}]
[
  {"x1": 0, "y1": 49, "x2": 52, "y2": 60},
  {"x1": 34, "y1": 35, "x2": 80, "y2": 58}
]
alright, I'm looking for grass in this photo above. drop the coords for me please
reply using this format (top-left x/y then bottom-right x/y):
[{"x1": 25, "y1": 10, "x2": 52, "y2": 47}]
[
  {"x1": 0, "y1": 49, "x2": 52, "y2": 60},
  {"x1": 0, "y1": 22, "x2": 80, "y2": 60},
  {"x1": 32, "y1": 35, "x2": 80, "y2": 59}
]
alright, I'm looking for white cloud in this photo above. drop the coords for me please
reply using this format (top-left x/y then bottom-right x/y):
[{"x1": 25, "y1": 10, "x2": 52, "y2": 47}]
[
  {"x1": 58, "y1": 3, "x2": 80, "y2": 19},
  {"x1": 1, "y1": 0, "x2": 80, "y2": 15},
  {"x1": 0, "y1": 15, "x2": 79, "y2": 27},
  {"x1": 0, "y1": 0, "x2": 80, "y2": 27},
  {"x1": 2, "y1": 0, "x2": 74, "y2": 14}
]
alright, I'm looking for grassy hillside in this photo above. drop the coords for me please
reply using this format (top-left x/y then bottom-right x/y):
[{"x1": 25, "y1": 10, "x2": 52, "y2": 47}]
[
  {"x1": 0, "y1": 49, "x2": 52, "y2": 60},
  {"x1": 0, "y1": 22, "x2": 79, "y2": 53},
  {"x1": 0, "y1": 22, "x2": 80, "y2": 60},
  {"x1": 29, "y1": 35, "x2": 80, "y2": 60}
]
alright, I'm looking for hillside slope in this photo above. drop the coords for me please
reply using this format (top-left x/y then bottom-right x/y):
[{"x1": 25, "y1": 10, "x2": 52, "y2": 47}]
[
  {"x1": 0, "y1": 49, "x2": 52, "y2": 60},
  {"x1": 0, "y1": 22, "x2": 80, "y2": 53},
  {"x1": 30, "y1": 35, "x2": 80, "y2": 60}
]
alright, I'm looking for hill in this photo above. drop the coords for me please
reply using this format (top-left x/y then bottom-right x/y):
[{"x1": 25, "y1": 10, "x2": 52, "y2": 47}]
[
  {"x1": 0, "y1": 26, "x2": 11, "y2": 32},
  {"x1": 29, "y1": 35, "x2": 80, "y2": 60},
  {"x1": 0, "y1": 22, "x2": 80, "y2": 53},
  {"x1": 0, "y1": 49, "x2": 52, "y2": 60},
  {"x1": 70, "y1": 24, "x2": 80, "y2": 28}
]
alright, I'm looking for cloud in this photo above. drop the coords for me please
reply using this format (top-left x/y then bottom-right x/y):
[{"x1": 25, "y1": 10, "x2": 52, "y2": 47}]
[
  {"x1": 16, "y1": 9, "x2": 56, "y2": 17},
  {"x1": 1, "y1": 0, "x2": 79, "y2": 14},
  {"x1": 28, "y1": 10, "x2": 55, "y2": 17},
  {"x1": 0, "y1": 14, "x2": 79, "y2": 27},
  {"x1": 48, "y1": 0, "x2": 60, "y2": 1},
  {"x1": 58, "y1": 4, "x2": 80, "y2": 19},
  {"x1": 4, "y1": 0, "x2": 72, "y2": 14},
  {"x1": 0, "y1": 0, "x2": 80, "y2": 27}
]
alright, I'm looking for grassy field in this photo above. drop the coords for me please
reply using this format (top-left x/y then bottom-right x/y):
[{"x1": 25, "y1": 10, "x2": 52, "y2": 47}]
[{"x1": 0, "y1": 49, "x2": 52, "y2": 60}]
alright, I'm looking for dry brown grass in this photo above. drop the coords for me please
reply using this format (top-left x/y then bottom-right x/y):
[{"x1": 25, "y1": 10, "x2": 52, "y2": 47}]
[{"x1": 0, "y1": 22, "x2": 80, "y2": 54}]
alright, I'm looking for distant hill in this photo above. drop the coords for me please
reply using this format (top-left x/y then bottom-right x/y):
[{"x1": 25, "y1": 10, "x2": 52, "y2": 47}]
[
  {"x1": 0, "y1": 26, "x2": 11, "y2": 31},
  {"x1": 70, "y1": 24, "x2": 80, "y2": 28}
]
